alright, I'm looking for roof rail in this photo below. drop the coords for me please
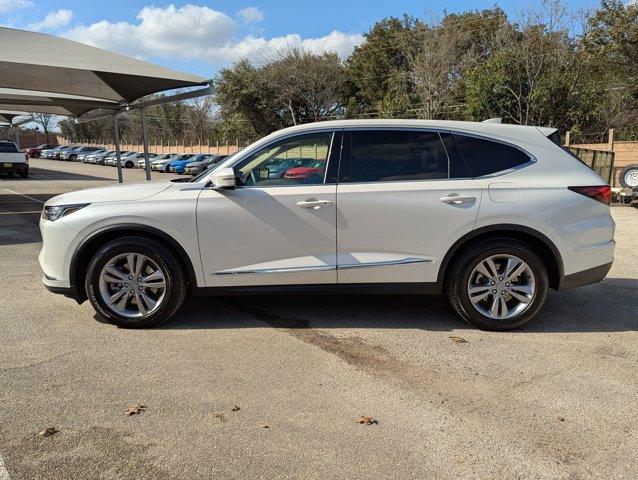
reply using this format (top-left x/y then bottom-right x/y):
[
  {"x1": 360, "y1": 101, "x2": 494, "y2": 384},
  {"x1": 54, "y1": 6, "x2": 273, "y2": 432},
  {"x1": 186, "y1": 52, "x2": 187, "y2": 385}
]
[{"x1": 482, "y1": 117, "x2": 502, "y2": 124}]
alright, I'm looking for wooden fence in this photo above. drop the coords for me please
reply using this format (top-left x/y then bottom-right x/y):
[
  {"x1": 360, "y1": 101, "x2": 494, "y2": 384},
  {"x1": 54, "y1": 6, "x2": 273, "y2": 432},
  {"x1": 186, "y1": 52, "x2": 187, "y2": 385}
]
[{"x1": 567, "y1": 129, "x2": 638, "y2": 187}]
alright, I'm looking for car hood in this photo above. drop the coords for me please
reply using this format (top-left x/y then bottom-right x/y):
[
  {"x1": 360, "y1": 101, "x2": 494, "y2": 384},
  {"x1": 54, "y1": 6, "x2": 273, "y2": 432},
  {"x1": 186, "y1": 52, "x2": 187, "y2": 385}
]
[{"x1": 45, "y1": 182, "x2": 173, "y2": 206}]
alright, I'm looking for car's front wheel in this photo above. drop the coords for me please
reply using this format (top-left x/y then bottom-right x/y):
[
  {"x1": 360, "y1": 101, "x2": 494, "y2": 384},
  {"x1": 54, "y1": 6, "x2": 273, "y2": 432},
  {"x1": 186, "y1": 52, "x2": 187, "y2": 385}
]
[
  {"x1": 85, "y1": 237, "x2": 187, "y2": 327},
  {"x1": 446, "y1": 239, "x2": 549, "y2": 331}
]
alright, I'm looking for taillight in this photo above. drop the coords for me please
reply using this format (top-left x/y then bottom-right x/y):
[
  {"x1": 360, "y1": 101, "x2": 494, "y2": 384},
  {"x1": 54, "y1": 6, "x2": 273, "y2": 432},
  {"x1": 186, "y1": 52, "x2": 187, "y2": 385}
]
[{"x1": 568, "y1": 185, "x2": 611, "y2": 205}]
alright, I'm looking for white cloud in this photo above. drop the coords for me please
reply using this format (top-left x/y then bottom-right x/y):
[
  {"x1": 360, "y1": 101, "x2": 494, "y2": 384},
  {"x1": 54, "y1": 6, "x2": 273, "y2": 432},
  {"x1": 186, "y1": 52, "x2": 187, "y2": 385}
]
[
  {"x1": 28, "y1": 9, "x2": 73, "y2": 31},
  {"x1": 237, "y1": 6, "x2": 264, "y2": 25},
  {"x1": 62, "y1": 3, "x2": 363, "y2": 65},
  {"x1": 0, "y1": 0, "x2": 33, "y2": 14}
]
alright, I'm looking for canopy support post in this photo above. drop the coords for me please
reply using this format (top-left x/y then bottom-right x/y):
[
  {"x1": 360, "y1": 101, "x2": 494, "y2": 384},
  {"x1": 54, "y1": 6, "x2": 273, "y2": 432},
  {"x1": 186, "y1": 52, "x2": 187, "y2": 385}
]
[
  {"x1": 141, "y1": 108, "x2": 151, "y2": 181},
  {"x1": 113, "y1": 114, "x2": 123, "y2": 184}
]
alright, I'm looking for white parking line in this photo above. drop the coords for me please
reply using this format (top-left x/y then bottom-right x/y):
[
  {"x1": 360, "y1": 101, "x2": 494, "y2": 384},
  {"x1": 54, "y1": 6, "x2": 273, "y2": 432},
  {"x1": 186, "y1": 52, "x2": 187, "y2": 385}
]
[
  {"x1": 0, "y1": 454, "x2": 11, "y2": 480},
  {"x1": 3, "y1": 188, "x2": 43, "y2": 204}
]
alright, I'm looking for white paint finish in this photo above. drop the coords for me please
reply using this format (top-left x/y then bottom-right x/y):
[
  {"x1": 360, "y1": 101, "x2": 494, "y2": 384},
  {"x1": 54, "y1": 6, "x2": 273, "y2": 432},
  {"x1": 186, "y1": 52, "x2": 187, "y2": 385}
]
[
  {"x1": 37, "y1": 119, "x2": 616, "y2": 298},
  {"x1": 197, "y1": 185, "x2": 337, "y2": 286},
  {"x1": 488, "y1": 182, "x2": 519, "y2": 203},
  {"x1": 336, "y1": 180, "x2": 481, "y2": 283}
]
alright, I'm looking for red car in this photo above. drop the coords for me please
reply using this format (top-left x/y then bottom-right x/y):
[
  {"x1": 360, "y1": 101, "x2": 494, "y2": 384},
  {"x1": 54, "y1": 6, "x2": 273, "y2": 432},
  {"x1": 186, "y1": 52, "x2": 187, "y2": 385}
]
[
  {"x1": 25, "y1": 144, "x2": 57, "y2": 158},
  {"x1": 283, "y1": 160, "x2": 325, "y2": 182}
]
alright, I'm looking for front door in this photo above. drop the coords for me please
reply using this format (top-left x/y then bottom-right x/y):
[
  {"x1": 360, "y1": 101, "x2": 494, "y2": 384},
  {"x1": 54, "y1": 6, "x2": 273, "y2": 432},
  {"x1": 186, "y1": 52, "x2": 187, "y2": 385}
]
[
  {"x1": 197, "y1": 131, "x2": 339, "y2": 288},
  {"x1": 335, "y1": 129, "x2": 482, "y2": 286}
]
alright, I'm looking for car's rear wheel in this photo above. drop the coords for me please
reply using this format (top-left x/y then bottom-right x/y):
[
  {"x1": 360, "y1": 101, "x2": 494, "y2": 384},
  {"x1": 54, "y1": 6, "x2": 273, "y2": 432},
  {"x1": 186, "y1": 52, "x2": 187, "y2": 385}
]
[
  {"x1": 125, "y1": 161, "x2": 134, "y2": 168},
  {"x1": 85, "y1": 237, "x2": 187, "y2": 327},
  {"x1": 446, "y1": 239, "x2": 548, "y2": 330}
]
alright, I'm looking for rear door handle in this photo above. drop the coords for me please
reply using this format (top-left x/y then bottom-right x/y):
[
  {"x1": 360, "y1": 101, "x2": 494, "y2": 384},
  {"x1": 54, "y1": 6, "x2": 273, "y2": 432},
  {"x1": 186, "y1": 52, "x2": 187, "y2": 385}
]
[
  {"x1": 296, "y1": 199, "x2": 333, "y2": 209},
  {"x1": 438, "y1": 194, "x2": 476, "y2": 205}
]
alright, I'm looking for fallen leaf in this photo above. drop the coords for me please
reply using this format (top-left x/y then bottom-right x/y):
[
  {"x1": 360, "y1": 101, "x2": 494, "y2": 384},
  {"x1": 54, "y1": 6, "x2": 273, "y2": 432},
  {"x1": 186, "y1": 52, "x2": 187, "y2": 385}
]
[
  {"x1": 557, "y1": 416, "x2": 566, "y2": 422},
  {"x1": 213, "y1": 412, "x2": 227, "y2": 423},
  {"x1": 261, "y1": 424, "x2": 270, "y2": 429},
  {"x1": 449, "y1": 336, "x2": 468, "y2": 343},
  {"x1": 355, "y1": 416, "x2": 378, "y2": 426},
  {"x1": 125, "y1": 403, "x2": 146, "y2": 416},
  {"x1": 38, "y1": 426, "x2": 59, "y2": 437},
  {"x1": 231, "y1": 405, "x2": 241, "y2": 412}
]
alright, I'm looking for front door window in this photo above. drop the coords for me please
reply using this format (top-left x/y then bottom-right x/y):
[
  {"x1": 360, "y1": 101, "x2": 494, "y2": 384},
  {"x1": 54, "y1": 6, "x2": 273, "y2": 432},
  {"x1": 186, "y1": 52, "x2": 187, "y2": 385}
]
[{"x1": 234, "y1": 132, "x2": 333, "y2": 187}]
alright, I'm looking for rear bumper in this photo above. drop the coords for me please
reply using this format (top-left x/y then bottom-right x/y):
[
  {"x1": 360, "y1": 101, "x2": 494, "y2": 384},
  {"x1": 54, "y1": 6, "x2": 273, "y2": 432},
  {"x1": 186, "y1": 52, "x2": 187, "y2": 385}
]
[
  {"x1": 558, "y1": 262, "x2": 613, "y2": 291},
  {"x1": 0, "y1": 163, "x2": 28, "y2": 174}
]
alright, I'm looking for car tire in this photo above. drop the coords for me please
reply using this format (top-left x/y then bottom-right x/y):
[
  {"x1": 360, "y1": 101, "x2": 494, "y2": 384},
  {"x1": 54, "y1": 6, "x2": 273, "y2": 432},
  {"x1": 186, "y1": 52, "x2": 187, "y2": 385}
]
[
  {"x1": 125, "y1": 161, "x2": 134, "y2": 168},
  {"x1": 85, "y1": 237, "x2": 187, "y2": 328},
  {"x1": 19, "y1": 170, "x2": 28, "y2": 178},
  {"x1": 619, "y1": 164, "x2": 638, "y2": 189},
  {"x1": 69, "y1": 154, "x2": 77, "y2": 161},
  {"x1": 446, "y1": 238, "x2": 549, "y2": 331}
]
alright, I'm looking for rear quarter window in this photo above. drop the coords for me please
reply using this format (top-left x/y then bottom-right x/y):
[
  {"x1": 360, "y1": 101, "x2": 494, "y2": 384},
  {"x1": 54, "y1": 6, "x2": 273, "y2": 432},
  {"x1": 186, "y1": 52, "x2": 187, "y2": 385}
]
[{"x1": 452, "y1": 134, "x2": 531, "y2": 177}]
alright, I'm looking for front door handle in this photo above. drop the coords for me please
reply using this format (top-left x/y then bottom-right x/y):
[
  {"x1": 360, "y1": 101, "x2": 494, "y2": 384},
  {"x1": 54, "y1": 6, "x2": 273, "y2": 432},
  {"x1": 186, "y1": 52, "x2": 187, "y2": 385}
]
[
  {"x1": 439, "y1": 194, "x2": 476, "y2": 205},
  {"x1": 296, "y1": 199, "x2": 333, "y2": 210}
]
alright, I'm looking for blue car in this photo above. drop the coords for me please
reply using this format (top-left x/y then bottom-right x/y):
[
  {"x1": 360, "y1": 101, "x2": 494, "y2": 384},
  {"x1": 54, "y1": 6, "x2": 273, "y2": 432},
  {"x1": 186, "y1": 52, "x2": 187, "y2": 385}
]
[{"x1": 167, "y1": 154, "x2": 202, "y2": 174}]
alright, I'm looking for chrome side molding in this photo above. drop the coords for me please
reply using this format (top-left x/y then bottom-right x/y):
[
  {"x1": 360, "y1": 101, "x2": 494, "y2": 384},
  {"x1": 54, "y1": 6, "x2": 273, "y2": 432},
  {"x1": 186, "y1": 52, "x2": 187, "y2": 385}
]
[{"x1": 213, "y1": 257, "x2": 432, "y2": 275}]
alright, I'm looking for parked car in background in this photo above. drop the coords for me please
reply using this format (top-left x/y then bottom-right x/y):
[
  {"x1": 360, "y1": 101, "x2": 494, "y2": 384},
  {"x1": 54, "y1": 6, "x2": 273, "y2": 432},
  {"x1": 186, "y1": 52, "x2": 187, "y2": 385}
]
[
  {"x1": 25, "y1": 144, "x2": 57, "y2": 159},
  {"x1": 0, "y1": 140, "x2": 28, "y2": 178},
  {"x1": 59, "y1": 146, "x2": 82, "y2": 161},
  {"x1": 264, "y1": 157, "x2": 319, "y2": 178},
  {"x1": 152, "y1": 154, "x2": 193, "y2": 172},
  {"x1": 168, "y1": 154, "x2": 208, "y2": 174},
  {"x1": 45, "y1": 145, "x2": 72, "y2": 159},
  {"x1": 38, "y1": 120, "x2": 615, "y2": 330},
  {"x1": 123, "y1": 152, "x2": 158, "y2": 168},
  {"x1": 183, "y1": 154, "x2": 228, "y2": 175},
  {"x1": 105, "y1": 151, "x2": 137, "y2": 167},
  {"x1": 137, "y1": 153, "x2": 172, "y2": 168},
  {"x1": 283, "y1": 159, "x2": 326, "y2": 182},
  {"x1": 60, "y1": 146, "x2": 103, "y2": 161},
  {"x1": 78, "y1": 148, "x2": 106, "y2": 162},
  {"x1": 103, "y1": 151, "x2": 131, "y2": 166},
  {"x1": 86, "y1": 150, "x2": 114, "y2": 164}
]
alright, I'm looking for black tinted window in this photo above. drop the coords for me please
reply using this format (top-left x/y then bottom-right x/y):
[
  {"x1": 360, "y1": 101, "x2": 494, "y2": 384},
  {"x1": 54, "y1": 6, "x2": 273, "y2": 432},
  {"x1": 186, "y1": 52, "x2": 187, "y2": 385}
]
[
  {"x1": 0, "y1": 142, "x2": 18, "y2": 153},
  {"x1": 452, "y1": 134, "x2": 530, "y2": 177},
  {"x1": 341, "y1": 131, "x2": 448, "y2": 182}
]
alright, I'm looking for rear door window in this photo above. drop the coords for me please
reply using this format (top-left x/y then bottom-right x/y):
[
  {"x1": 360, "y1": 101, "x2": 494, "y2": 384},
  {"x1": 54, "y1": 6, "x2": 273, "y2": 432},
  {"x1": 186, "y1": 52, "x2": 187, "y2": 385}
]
[
  {"x1": 339, "y1": 130, "x2": 449, "y2": 183},
  {"x1": 452, "y1": 134, "x2": 531, "y2": 177}
]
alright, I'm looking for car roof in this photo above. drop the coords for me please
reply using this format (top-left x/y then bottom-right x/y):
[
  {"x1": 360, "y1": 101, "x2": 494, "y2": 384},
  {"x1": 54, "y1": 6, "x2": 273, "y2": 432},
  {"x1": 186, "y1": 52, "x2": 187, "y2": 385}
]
[{"x1": 264, "y1": 119, "x2": 557, "y2": 146}]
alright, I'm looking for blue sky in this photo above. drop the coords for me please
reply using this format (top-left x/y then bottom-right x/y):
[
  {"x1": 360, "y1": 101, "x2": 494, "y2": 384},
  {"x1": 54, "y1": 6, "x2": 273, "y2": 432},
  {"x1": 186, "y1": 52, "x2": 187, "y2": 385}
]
[{"x1": 1, "y1": 0, "x2": 599, "y2": 78}]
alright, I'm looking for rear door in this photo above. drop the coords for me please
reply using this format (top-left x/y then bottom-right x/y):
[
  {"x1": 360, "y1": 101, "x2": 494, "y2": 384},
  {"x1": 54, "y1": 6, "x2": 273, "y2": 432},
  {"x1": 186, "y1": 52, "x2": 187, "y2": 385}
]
[{"x1": 335, "y1": 129, "x2": 482, "y2": 286}]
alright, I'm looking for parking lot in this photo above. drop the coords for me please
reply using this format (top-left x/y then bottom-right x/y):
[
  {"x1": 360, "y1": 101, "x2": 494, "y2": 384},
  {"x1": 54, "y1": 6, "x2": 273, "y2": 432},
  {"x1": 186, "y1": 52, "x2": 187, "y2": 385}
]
[{"x1": 0, "y1": 159, "x2": 636, "y2": 479}]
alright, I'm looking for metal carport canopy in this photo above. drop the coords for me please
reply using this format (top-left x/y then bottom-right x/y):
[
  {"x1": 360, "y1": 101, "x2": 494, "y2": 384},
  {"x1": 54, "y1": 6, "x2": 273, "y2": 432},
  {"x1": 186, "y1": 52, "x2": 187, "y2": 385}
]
[
  {"x1": 0, "y1": 27, "x2": 210, "y2": 182},
  {"x1": 0, "y1": 27, "x2": 205, "y2": 102},
  {"x1": 0, "y1": 88, "x2": 120, "y2": 116}
]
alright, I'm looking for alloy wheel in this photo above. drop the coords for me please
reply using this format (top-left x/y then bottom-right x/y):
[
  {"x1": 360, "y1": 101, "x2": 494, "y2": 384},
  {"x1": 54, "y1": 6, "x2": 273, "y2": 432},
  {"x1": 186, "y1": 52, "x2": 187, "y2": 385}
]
[
  {"x1": 98, "y1": 253, "x2": 167, "y2": 318},
  {"x1": 467, "y1": 254, "x2": 536, "y2": 320}
]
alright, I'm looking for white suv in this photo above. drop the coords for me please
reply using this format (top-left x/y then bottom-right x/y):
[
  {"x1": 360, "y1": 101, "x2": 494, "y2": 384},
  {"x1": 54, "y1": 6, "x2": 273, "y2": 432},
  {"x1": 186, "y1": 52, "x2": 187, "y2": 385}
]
[{"x1": 39, "y1": 120, "x2": 615, "y2": 330}]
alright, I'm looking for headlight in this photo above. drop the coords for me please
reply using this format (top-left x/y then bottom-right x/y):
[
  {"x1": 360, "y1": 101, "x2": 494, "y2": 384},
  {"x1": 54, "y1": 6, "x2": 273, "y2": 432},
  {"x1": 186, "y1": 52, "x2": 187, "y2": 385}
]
[{"x1": 42, "y1": 204, "x2": 89, "y2": 221}]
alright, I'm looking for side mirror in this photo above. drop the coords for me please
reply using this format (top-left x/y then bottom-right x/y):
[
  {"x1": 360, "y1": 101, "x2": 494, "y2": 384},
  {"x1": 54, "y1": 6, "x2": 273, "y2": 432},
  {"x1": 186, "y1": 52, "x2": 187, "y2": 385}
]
[{"x1": 210, "y1": 167, "x2": 236, "y2": 189}]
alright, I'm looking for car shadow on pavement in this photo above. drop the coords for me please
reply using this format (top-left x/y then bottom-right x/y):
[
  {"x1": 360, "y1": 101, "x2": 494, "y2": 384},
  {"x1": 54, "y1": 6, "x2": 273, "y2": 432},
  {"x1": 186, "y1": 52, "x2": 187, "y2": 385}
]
[
  {"x1": 161, "y1": 277, "x2": 638, "y2": 333},
  {"x1": 28, "y1": 166, "x2": 114, "y2": 181}
]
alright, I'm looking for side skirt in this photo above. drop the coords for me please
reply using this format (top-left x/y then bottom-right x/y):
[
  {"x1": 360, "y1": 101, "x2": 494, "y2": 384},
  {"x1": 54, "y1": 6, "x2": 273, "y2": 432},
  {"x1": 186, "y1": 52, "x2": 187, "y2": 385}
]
[{"x1": 193, "y1": 282, "x2": 442, "y2": 297}]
